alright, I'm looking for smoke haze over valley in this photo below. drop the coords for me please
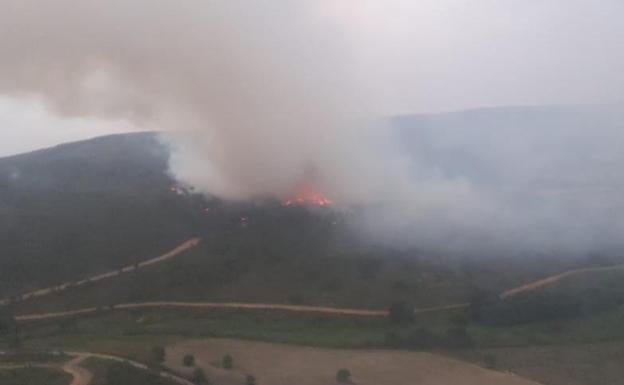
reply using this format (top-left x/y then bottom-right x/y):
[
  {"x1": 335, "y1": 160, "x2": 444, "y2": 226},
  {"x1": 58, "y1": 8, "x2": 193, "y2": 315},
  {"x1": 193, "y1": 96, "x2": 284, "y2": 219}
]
[
  {"x1": 1, "y1": 1, "x2": 624, "y2": 255},
  {"x1": 4, "y1": 4, "x2": 624, "y2": 384}
]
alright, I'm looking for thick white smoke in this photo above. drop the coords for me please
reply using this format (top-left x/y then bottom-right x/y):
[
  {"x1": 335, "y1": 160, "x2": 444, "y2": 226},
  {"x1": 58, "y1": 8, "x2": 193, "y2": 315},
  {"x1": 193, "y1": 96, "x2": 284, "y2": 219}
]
[
  {"x1": 1, "y1": 1, "x2": 624, "y2": 256},
  {"x1": 0, "y1": 0, "x2": 432, "y2": 205}
]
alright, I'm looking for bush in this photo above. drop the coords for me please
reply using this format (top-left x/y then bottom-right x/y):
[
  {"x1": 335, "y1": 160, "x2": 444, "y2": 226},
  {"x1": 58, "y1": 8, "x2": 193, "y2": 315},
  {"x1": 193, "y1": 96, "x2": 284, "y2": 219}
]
[
  {"x1": 106, "y1": 362, "x2": 166, "y2": 385},
  {"x1": 388, "y1": 301, "x2": 414, "y2": 324},
  {"x1": 222, "y1": 354, "x2": 233, "y2": 369},
  {"x1": 336, "y1": 369, "x2": 351, "y2": 383},
  {"x1": 151, "y1": 346, "x2": 165, "y2": 364},
  {"x1": 192, "y1": 368, "x2": 209, "y2": 385},
  {"x1": 483, "y1": 354, "x2": 498, "y2": 369},
  {"x1": 246, "y1": 374, "x2": 256, "y2": 385},
  {"x1": 444, "y1": 327, "x2": 474, "y2": 348},
  {"x1": 183, "y1": 354, "x2": 195, "y2": 367},
  {"x1": 406, "y1": 327, "x2": 438, "y2": 349},
  {"x1": 384, "y1": 331, "x2": 402, "y2": 348}
]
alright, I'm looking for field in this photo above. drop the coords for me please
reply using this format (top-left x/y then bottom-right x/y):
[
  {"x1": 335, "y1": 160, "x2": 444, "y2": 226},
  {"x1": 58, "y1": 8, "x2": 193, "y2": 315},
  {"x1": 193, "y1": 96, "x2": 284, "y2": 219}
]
[
  {"x1": 457, "y1": 342, "x2": 624, "y2": 385},
  {"x1": 83, "y1": 357, "x2": 179, "y2": 385},
  {"x1": 165, "y1": 338, "x2": 540, "y2": 385},
  {"x1": 3, "y1": 132, "x2": 624, "y2": 385},
  {"x1": 0, "y1": 366, "x2": 71, "y2": 385},
  {"x1": 5, "y1": 299, "x2": 624, "y2": 385}
]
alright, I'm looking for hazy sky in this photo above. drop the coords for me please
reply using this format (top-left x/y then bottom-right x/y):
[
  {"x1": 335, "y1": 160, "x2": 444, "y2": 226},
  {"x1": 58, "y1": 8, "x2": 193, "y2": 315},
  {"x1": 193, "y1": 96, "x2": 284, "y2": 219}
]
[
  {"x1": 1, "y1": 0, "x2": 623, "y2": 155},
  {"x1": 1, "y1": 1, "x2": 623, "y2": 254}
]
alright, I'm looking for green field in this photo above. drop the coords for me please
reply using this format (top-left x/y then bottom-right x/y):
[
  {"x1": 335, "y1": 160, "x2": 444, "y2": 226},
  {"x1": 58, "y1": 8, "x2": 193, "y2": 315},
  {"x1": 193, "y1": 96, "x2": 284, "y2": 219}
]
[
  {"x1": 0, "y1": 367, "x2": 71, "y2": 385},
  {"x1": 83, "y1": 357, "x2": 178, "y2": 385}
]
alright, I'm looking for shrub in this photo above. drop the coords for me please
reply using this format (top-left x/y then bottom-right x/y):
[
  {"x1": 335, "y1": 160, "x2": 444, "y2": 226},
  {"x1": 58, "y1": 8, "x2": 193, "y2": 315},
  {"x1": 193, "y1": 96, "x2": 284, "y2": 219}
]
[
  {"x1": 183, "y1": 354, "x2": 195, "y2": 367},
  {"x1": 444, "y1": 327, "x2": 474, "y2": 348},
  {"x1": 151, "y1": 346, "x2": 165, "y2": 364},
  {"x1": 388, "y1": 301, "x2": 414, "y2": 324},
  {"x1": 222, "y1": 354, "x2": 233, "y2": 369},
  {"x1": 192, "y1": 368, "x2": 209, "y2": 385},
  {"x1": 483, "y1": 354, "x2": 498, "y2": 369},
  {"x1": 336, "y1": 369, "x2": 351, "y2": 383},
  {"x1": 246, "y1": 374, "x2": 256, "y2": 385},
  {"x1": 384, "y1": 331, "x2": 402, "y2": 348},
  {"x1": 406, "y1": 327, "x2": 438, "y2": 349}
]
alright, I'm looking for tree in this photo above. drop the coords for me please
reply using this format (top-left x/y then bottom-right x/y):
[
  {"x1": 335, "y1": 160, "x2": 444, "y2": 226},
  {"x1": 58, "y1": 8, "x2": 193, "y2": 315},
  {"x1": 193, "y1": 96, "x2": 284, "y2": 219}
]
[
  {"x1": 406, "y1": 327, "x2": 437, "y2": 349},
  {"x1": 336, "y1": 369, "x2": 351, "y2": 383},
  {"x1": 246, "y1": 374, "x2": 256, "y2": 385},
  {"x1": 0, "y1": 311, "x2": 14, "y2": 336},
  {"x1": 483, "y1": 354, "x2": 498, "y2": 369},
  {"x1": 388, "y1": 301, "x2": 414, "y2": 324},
  {"x1": 0, "y1": 312, "x2": 21, "y2": 350},
  {"x1": 468, "y1": 288, "x2": 496, "y2": 322},
  {"x1": 445, "y1": 326, "x2": 474, "y2": 348},
  {"x1": 384, "y1": 331, "x2": 402, "y2": 348},
  {"x1": 151, "y1": 346, "x2": 165, "y2": 364},
  {"x1": 192, "y1": 368, "x2": 209, "y2": 385},
  {"x1": 222, "y1": 354, "x2": 233, "y2": 369},
  {"x1": 183, "y1": 354, "x2": 195, "y2": 367}
]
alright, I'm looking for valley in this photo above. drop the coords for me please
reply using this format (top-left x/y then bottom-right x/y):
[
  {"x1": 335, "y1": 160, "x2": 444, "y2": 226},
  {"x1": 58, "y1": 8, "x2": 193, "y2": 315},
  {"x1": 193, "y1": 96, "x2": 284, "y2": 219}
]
[{"x1": 2, "y1": 129, "x2": 624, "y2": 385}]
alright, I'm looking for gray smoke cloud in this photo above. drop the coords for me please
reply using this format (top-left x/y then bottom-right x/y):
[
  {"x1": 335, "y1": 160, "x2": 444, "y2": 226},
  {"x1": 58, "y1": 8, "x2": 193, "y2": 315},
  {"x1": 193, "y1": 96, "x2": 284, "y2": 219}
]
[
  {"x1": 0, "y1": 0, "x2": 425, "y2": 204},
  {"x1": 0, "y1": 1, "x2": 623, "y2": 256}
]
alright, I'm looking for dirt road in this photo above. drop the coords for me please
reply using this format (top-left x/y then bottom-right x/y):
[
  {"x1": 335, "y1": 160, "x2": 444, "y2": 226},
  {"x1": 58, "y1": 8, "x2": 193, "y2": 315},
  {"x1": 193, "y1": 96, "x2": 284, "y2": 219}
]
[
  {"x1": 0, "y1": 352, "x2": 194, "y2": 385},
  {"x1": 500, "y1": 263, "x2": 624, "y2": 298},
  {"x1": 65, "y1": 351, "x2": 194, "y2": 385},
  {"x1": 15, "y1": 300, "x2": 473, "y2": 322},
  {"x1": 63, "y1": 355, "x2": 93, "y2": 385},
  {"x1": 0, "y1": 238, "x2": 201, "y2": 307},
  {"x1": 0, "y1": 359, "x2": 91, "y2": 385},
  {"x1": 15, "y1": 301, "x2": 386, "y2": 322},
  {"x1": 15, "y1": 301, "x2": 478, "y2": 322}
]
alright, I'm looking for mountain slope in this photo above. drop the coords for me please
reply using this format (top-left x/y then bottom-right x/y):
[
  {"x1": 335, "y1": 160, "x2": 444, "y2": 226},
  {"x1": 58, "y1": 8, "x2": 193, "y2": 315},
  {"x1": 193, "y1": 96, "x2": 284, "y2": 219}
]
[
  {"x1": 0, "y1": 133, "x2": 198, "y2": 296},
  {"x1": 4, "y1": 106, "x2": 620, "y2": 309}
]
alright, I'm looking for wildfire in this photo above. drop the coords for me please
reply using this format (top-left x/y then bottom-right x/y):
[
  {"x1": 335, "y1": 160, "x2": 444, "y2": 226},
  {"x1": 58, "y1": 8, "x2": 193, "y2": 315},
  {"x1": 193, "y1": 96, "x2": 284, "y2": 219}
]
[{"x1": 283, "y1": 183, "x2": 334, "y2": 207}]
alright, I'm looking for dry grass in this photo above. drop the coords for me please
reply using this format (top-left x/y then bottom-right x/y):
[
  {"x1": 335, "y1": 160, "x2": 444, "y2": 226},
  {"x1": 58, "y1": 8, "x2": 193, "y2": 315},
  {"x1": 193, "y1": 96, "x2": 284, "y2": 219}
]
[{"x1": 166, "y1": 338, "x2": 541, "y2": 385}]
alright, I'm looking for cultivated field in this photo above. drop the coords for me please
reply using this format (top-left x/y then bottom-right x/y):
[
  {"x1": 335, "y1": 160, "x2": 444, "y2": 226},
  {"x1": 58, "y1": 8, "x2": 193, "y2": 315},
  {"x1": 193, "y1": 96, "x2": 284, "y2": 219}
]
[{"x1": 166, "y1": 338, "x2": 541, "y2": 385}]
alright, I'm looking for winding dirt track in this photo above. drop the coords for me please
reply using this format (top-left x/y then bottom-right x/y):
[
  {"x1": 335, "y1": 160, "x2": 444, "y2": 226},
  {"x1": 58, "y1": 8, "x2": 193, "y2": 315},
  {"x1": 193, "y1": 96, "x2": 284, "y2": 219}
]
[
  {"x1": 0, "y1": 352, "x2": 194, "y2": 385},
  {"x1": 15, "y1": 302, "x2": 385, "y2": 322},
  {"x1": 65, "y1": 351, "x2": 195, "y2": 385},
  {"x1": 15, "y1": 301, "x2": 474, "y2": 322},
  {"x1": 0, "y1": 238, "x2": 201, "y2": 307},
  {"x1": 12, "y1": 232, "x2": 616, "y2": 323},
  {"x1": 500, "y1": 263, "x2": 624, "y2": 298},
  {"x1": 63, "y1": 355, "x2": 93, "y2": 385},
  {"x1": 0, "y1": 358, "x2": 92, "y2": 385}
]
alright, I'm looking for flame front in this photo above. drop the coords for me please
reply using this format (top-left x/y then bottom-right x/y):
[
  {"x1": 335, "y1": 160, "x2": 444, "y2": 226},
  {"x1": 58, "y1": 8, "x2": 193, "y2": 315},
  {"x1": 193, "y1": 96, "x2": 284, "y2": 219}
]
[{"x1": 283, "y1": 183, "x2": 334, "y2": 207}]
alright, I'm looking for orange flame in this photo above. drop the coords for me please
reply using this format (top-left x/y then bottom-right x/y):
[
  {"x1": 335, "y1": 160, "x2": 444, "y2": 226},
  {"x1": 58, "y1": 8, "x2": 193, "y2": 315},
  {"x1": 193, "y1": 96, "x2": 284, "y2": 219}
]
[{"x1": 283, "y1": 183, "x2": 333, "y2": 207}]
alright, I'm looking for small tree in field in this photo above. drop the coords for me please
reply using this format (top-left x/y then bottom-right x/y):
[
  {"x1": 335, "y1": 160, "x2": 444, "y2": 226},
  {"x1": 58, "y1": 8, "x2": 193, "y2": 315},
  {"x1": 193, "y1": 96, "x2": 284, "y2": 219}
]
[
  {"x1": 183, "y1": 354, "x2": 195, "y2": 367},
  {"x1": 336, "y1": 369, "x2": 351, "y2": 383},
  {"x1": 222, "y1": 354, "x2": 233, "y2": 369},
  {"x1": 192, "y1": 368, "x2": 209, "y2": 385},
  {"x1": 388, "y1": 301, "x2": 414, "y2": 324},
  {"x1": 151, "y1": 346, "x2": 166, "y2": 364}
]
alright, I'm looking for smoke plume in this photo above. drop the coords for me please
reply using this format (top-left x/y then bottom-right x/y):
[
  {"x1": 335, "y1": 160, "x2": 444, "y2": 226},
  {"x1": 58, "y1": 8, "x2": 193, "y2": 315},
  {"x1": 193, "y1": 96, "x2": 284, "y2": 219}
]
[
  {"x1": 1, "y1": 1, "x2": 624, "y2": 256},
  {"x1": 0, "y1": 0, "x2": 418, "y2": 203}
]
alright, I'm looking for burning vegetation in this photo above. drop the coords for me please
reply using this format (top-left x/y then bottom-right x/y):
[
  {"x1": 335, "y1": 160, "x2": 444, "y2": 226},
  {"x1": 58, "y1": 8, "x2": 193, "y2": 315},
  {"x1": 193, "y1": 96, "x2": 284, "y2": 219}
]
[{"x1": 283, "y1": 183, "x2": 334, "y2": 207}]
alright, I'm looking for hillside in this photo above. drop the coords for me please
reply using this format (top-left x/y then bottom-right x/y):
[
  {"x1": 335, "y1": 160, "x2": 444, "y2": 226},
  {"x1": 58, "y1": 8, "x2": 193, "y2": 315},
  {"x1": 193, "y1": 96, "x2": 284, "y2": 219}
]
[
  {"x1": 3, "y1": 106, "x2": 621, "y2": 311},
  {"x1": 0, "y1": 133, "x2": 197, "y2": 296},
  {"x1": 3, "y1": 109, "x2": 624, "y2": 385}
]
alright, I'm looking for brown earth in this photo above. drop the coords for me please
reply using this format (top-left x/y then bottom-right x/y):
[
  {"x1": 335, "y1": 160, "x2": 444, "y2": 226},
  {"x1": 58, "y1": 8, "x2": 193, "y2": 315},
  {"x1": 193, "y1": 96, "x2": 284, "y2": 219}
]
[
  {"x1": 166, "y1": 338, "x2": 543, "y2": 385},
  {"x1": 63, "y1": 355, "x2": 93, "y2": 385},
  {"x1": 500, "y1": 264, "x2": 624, "y2": 298}
]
